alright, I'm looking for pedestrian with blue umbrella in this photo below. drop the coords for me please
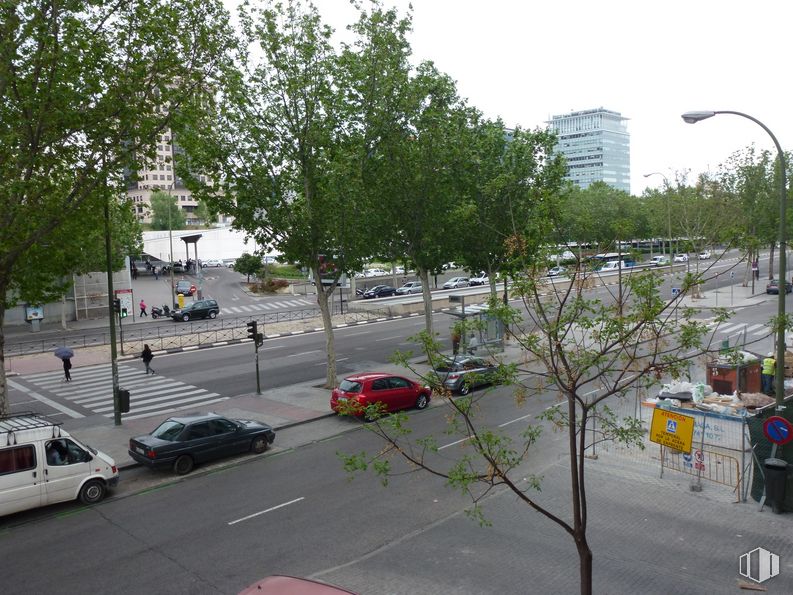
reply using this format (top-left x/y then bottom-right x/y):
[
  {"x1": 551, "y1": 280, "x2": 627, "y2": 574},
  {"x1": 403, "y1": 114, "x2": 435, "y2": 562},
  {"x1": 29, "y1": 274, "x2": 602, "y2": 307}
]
[{"x1": 54, "y1": 347, "x2": 74, "y2": 382}]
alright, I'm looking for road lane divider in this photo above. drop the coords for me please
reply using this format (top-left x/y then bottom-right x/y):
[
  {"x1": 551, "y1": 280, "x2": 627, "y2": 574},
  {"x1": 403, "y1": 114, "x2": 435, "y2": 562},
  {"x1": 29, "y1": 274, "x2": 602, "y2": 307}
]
[{"x1": 228, "y1": 497, "x2": 305, "y2": 525}]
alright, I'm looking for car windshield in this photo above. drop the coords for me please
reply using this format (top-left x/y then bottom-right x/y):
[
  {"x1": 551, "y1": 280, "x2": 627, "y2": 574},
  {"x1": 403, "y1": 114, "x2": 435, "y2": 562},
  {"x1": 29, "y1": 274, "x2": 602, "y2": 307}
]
[
  {"x1": 151, "y1": 420, "x2": 186, "y2": 441},
  {"x1": 338, "y1": 379, "x2": 363, "y2": 393}
]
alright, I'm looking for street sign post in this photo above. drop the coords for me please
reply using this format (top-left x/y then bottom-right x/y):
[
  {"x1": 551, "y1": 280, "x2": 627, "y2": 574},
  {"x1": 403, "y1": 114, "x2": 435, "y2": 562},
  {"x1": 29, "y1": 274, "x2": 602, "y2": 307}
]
[{"x1": 650, "y1": 407, "x2": 696, "y2": 454}]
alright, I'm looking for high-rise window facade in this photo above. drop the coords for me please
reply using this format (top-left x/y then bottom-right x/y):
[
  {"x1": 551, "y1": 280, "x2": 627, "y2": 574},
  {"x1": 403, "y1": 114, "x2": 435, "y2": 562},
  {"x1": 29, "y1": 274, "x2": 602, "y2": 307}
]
[{"x1": 547, "y1": 108, "x2": 630, "y2": 193}]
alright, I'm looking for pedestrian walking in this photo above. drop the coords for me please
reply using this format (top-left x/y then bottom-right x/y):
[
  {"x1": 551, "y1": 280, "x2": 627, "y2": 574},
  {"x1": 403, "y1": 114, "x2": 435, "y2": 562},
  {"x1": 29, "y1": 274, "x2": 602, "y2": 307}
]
[
  {"x1": 139, "y1": 299, "x2": 148, "y2": 317},
  {"x1": 141, "y1": 344, "x2": 155, "y2": 375},
  {"x1": 132, "y1": 266, "x2": 138, "y2": 280},
  {"x1": 153, "y1": 266, "x2": 159, "y2": 280},
  {"x1": 62, "y1": 357, "x2": 72, "y2": 382},
  {"x1": 762, "y1": 352, "x2": 775, "y2": 395},
  {"x1": 752, "y1": 258, "x2": 760, "y2": 280}
]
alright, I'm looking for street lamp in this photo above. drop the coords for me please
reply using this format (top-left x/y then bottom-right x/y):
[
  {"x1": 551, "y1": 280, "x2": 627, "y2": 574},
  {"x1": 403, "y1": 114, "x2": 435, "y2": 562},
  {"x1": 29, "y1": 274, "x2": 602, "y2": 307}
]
[
  {"x1": 643, "y1": 172, "x2": 673, "y2": 257},
  {"x1": 682, "y1": 110, "x2": 788, "y2": 410}
]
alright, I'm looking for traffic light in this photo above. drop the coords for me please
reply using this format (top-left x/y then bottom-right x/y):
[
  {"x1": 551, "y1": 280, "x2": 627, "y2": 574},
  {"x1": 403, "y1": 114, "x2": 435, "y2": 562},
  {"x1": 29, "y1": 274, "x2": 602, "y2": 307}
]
[
  {"x1": 255, "y1": 332, "x2": 264, "y2": 347},
  {"x1": 120, "y1": 307, "x2": 128, "y2": 319},
  {"x1": 246, "y1": 320, "x2": 258, "y2": 341},
  {"x1": 113, "y1": 299, "x2": 121, "y2": 314}
]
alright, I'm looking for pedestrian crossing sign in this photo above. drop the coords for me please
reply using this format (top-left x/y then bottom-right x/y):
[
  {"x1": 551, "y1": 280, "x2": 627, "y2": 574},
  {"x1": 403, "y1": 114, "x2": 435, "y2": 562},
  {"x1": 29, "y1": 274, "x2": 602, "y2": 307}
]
[{"x1": 650, "y1": 407, "x2": 695, "y2": 453}]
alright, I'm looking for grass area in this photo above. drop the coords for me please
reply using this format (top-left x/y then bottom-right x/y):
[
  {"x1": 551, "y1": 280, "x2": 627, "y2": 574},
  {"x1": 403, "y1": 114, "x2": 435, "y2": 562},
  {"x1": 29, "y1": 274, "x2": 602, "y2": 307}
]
[{"x1": 265, "y1": 264, "x2": 305, "y2": 279}]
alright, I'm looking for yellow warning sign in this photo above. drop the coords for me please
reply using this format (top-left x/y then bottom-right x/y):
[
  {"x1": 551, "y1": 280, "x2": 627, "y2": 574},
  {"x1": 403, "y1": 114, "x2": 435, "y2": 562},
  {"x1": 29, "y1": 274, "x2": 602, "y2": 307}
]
[{"x1": 649, "y1": 407, "x2": 695, "y2": 454}]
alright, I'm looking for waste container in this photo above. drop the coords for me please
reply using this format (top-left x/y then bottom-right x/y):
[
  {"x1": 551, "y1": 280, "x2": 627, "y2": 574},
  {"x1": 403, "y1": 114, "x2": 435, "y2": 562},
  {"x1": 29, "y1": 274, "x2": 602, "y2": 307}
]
[{"x1": 764, "y1": 458, "x2": 789, "y2": 514}]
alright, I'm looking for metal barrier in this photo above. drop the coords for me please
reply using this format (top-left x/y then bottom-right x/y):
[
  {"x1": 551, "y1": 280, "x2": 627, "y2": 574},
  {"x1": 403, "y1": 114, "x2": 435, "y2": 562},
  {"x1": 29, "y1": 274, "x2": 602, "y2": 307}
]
[
  {"x1": 5, "y1": 304, "x2": 392, "y2": 357},
  {"x1": 660, "y1": 446, "x2": 742, "y2": 501}
]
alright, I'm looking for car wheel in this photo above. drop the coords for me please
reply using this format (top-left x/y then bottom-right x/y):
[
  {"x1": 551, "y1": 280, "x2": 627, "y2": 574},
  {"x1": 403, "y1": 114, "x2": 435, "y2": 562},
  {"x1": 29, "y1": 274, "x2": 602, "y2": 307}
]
[
  {"x1": 459, "y1": 383, "x2": 471, "y2": 396},
  {"x1": 415, "y1": 393, "x2": 429, "y2": 409},
  {"x1": 79, "y1": 479, "x2": 106, "y2": 505},
  {"x1": 182, "y1": 314, "x2": 190, "y2": 322},
  {"x1": 209, "y1": 311, "x2": 217, "y2": 319},
  {"x1": 173, "y1": 455, "x2": 194, "y2": 475},
  {"x1": 251, "y1": 435, "x2": 269, "y2": 454}
]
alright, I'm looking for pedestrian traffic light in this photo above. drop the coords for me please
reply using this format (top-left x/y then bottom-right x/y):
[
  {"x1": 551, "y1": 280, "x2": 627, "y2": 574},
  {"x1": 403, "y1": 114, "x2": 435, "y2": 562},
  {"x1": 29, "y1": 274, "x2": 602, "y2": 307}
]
[
  {"x1": 246, "y1": 320, "x2": 258, "y2": 341},
  {"x1": 255, "y1": 332, "x2": 264, "y2": 347},
  {"x1": 120, "y1": 307, "x2": 128, "y2": 318},
  {"x1": 113, "y1": 298, "x2": 121, "y2": 314}
]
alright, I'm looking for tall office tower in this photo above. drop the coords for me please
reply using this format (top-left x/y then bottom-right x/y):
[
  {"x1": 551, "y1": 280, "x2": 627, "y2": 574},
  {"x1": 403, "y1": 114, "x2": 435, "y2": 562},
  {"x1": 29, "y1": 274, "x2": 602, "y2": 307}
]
[{"x1": 547, "y1": 108, "x2": 630, "y2": 193}]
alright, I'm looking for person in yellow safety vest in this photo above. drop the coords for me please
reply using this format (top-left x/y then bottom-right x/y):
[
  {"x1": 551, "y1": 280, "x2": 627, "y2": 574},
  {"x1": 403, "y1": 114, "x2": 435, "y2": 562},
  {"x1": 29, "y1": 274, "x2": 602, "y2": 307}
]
[{"x1": 762, "y1": 352, "x2": 775, "y2": 395}]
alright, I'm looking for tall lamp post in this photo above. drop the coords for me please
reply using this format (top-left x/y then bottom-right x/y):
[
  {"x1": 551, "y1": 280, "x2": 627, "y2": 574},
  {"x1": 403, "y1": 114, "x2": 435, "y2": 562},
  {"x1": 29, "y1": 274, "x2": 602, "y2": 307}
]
[
  {"x1": 643, "y1": 171, "x2": 673, "y2": 257},
  {"x1": 682, "y1": 110, "x2": 788, "y2": 411}
]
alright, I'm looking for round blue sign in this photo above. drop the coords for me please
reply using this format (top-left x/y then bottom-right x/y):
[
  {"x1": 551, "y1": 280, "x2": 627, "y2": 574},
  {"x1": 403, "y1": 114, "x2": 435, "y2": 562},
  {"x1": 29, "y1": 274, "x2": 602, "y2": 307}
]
[{"x1": 763, "y1": 416, "x2": 793, "y2": 445}]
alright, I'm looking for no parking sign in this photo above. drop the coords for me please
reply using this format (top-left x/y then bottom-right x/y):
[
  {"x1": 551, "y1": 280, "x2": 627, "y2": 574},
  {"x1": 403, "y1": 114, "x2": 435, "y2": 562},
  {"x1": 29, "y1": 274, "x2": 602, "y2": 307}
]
[{"x1": 763, "y1": 416, "x2": 793, "y2": 445}]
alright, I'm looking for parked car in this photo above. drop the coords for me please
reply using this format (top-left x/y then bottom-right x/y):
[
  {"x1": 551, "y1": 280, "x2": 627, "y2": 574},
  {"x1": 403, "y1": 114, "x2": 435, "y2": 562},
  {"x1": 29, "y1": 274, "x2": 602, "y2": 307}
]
[
  {"x1": 175, "y1": 280, "x2": 196, "y2": 296},
  {"x1": 469, "y1": 272, "x2": 488, "y2": 286},
  {"x1": 432, "y1": 356, "x2": 498, "y2": 396},
  {"x1": 201, "y1": 258, "x2": 225, "y2": 268},
  {"x1": 547, "y1": 266, "x2": 567, "y2": 277},
  {"x1": 330, "y1": 373, "x2": 431, "y2": 419},
  {"x1": 171, "y1": 299, "x2": 220, "y2": 321},
  {"x1": 766, "y1": 279, "x2": 793, "y2": 295},
  {"x1": 364, "y1": 268, "x2": 387, "y2": 277},
  {"x1": 396, "y1": 281, "x2": 422, "y2": 295},
  {"x1": 673, "y1": 254, "x2": 689, "y2": 263},
  {"x1": 128, "y1": 412, "x2": 275, "y2": 475},
  {"x1": 699, "y1": 251, "x2": 712, "y2": 260},
  {"x1": 1, "y1": 412, "x2": 119, "y2": 516},
  {"x1": 362, "y1": 285, "x2": 397, "y2": 299},
  {"x1": 650, "y1": 255, "x2": 669, "y2": 267},
  {"x1": 442, "y1": 262, "x2": 458, "y2": 271},
  {"x1": 443, "y1": 277, "x2": 470, "y2": 289}
]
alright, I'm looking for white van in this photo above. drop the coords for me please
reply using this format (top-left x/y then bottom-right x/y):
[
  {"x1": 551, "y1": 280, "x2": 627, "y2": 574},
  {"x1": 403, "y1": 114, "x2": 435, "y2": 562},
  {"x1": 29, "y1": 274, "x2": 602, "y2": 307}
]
[
  {"x1": 598, "y1": 260, "x2": 626, "y2": 272},
  {"x1": 1, "y1": 413, "x2": 119, "y2": 517}
]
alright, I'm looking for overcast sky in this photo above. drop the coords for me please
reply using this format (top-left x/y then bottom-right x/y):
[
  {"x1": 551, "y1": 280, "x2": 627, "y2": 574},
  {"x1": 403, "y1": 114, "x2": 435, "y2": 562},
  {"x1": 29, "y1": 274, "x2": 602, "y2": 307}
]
[{"x1": 308, "y1": 0, "x2": 791, "y2": 195}]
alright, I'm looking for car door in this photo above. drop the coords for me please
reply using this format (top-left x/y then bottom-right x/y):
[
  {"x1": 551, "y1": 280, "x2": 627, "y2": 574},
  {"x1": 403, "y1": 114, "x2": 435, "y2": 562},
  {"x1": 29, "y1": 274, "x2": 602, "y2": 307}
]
[
  {"x1": 192, "y1": 300, "x2": 206, "y2": 318},
  {"x1": 0, "y1": 444, "x2": 42, "y2": 516},
  {"x1": 211, "y1": 418, "x2": 248, "y2": 456},
  {"x1": 387, "y1": 376, "x2": 417, "y2": 409},
  {"x1": 182, "y1": 421, "x2": 217, "y2": 462},
  {"x1": 43, "y1": 438, "x2": 93, "y2": 505},
  {"x1": 368, "y1": 378, "x2": 397, "y2": 412}
]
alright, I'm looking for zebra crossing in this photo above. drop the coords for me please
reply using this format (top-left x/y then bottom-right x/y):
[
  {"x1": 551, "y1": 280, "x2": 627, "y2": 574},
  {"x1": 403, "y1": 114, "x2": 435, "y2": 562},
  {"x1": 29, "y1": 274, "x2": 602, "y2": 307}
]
[
  {"x1": 704, "y1": 320, "x2": 770, "y2": 338},
  {"x1": 22, "y1": 364, "x2": 228, "y2": 421},
  {"x1": 221, "y1": 298, "x2": 314, "y2": 315}
]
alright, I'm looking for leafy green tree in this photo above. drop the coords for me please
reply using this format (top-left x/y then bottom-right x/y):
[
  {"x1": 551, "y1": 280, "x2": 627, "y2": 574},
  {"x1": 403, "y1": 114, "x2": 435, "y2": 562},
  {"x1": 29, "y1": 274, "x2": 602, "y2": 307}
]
[
  {"x1": 233, "y1": 253, "x2": 262, "y2": 283},
  {"x1": 0, "y1": 0, "x2": 234, "y2": 414},
  {"x1": 149, "y1": 191, "x2": 186, "y2": 230},
  {"x1": 177, "y1": 0, "x2": 412, "y2": 388}
]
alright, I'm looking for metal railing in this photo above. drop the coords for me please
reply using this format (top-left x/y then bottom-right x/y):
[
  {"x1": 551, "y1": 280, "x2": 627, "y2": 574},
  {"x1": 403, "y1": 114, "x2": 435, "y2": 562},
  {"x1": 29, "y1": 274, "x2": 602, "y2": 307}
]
[{"x1": 5, "y1": 304, "x2": 391, "y2": 357}]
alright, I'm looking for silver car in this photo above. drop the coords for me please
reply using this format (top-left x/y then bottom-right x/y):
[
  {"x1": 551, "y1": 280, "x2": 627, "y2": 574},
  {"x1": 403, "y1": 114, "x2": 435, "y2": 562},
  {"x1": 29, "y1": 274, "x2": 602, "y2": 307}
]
[
  {"x1": 396, "y1": 281, "x2": 422, "y2": 295},
  {"x1": 433, "y1": 356, "x2": 498, "y2": 395},
  {"x1": 443, "y1": 277, "x2": 469, "y2": 289}
]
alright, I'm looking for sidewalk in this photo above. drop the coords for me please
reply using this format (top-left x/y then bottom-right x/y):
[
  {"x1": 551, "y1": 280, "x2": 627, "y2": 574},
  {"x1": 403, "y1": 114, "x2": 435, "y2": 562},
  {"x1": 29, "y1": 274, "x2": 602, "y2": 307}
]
[{"x1": 3, "y1": 279, "x2": 776, "y2": 470}]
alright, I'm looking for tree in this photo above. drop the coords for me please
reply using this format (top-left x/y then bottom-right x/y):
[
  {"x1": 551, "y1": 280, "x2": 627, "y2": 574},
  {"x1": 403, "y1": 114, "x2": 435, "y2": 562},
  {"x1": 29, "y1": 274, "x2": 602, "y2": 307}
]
[
  {"x1": 178, "y1": 0, "x2": 415, "y2": 388},
  {"x1": 233, "y1": 253, "x2": 262, "y2": 283},
  {"x1": 149, "y1": 191, "x2": 186, "y2": 230},
  {"x1": 0, "y1": 0, "x2": 234, "y2": 414},
  {"x1": 340, "y1": 263, "x2": 710, "y2": 595}
]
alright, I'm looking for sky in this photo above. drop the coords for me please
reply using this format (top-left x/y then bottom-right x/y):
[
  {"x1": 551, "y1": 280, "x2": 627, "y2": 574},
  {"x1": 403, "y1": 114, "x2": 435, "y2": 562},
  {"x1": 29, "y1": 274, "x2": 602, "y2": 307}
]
[{"x1": 226, "y1": 0, "x2": 793, "y2": 196}]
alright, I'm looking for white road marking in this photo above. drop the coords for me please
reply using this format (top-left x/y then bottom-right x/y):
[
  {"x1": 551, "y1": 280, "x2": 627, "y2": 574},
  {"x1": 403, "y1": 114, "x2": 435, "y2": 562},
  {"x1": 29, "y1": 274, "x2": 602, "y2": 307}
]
[
  {"x1": 228, "y1": 497, "x2": 305, "y2": 525},
  {"x1": 7, "y1": 379, "x2": 84, "y2": 418},
  {"x1": 376, "y1": 335, "x2": 403, "y2": 342},
  {"x1": 439, "y1": 437, "x2": 470, "y2": 450},
  {"x1": 286, "y1": 350, "x2": 322, "y2": 358}
]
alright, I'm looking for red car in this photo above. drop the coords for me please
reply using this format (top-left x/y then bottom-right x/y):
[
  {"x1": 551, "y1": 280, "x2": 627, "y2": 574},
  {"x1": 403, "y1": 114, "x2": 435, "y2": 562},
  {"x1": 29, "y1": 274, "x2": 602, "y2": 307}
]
[{"x1": 330, "y1": 372, "x2": 431, "y2": 418}]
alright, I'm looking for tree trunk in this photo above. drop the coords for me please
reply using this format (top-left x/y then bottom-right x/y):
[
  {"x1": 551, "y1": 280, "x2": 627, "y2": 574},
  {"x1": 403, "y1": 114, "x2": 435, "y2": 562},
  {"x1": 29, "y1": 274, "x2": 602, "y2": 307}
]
[
  {"x1": 61, "y1": 294, "x2": 69, "y2": 330},
  {"x1": 769, "y1": 244, "x2": 776, "y2": 280},
  {"x1": 418, "y1": 267, "x2": 433, "y2": 336},
  {"x1": 0, "y1": 302, "x2": 7, "y2": 415},
  {"x1": 314, "y1": 267, "x2": 338, "y2": 389},
  {"x1": 576, "y1": 534, "x2": 594, "y2": 595}
]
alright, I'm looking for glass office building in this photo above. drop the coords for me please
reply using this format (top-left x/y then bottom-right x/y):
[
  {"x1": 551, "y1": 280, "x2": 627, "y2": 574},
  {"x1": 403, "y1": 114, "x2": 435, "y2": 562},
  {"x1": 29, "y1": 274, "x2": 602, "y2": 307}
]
[{"x1": 547, "y1": 108, "x2": 630, "y2": 193}]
